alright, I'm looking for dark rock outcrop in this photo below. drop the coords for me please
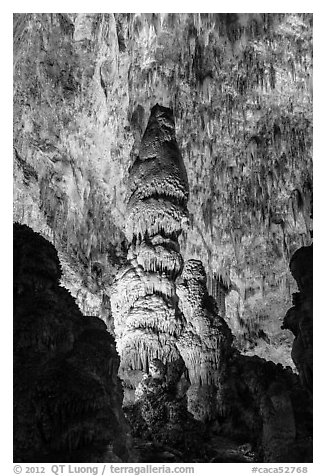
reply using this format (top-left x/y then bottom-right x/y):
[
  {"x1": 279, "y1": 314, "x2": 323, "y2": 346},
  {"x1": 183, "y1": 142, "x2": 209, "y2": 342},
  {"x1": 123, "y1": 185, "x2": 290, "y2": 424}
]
[
  {"x1": 282, "y1": 245, "x2": 313, "y2": 393},
  {"x1": 219, "y1": 354, "x2": 313, "y2": 462},
  {"x1": 125, "y1": 358, "x2": 207, "y2": 462},
  {"x1": 127, "y1": 351, "x2": 312, "y2": 462},
  {"x1": 13, "y1": 223, "x2": 130, "y2": 463}
]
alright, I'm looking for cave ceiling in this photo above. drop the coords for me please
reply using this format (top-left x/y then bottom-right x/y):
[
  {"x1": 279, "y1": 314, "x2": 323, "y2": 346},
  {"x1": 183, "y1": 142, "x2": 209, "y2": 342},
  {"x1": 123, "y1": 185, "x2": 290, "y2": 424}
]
[{"x1": 13, "y1": 13, "x2": 313, "y2": 366}]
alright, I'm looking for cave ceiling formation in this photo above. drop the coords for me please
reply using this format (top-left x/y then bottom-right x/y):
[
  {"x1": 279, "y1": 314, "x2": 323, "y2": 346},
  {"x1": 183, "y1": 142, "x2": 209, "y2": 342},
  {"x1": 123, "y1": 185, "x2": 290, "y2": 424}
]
[{"x1": 13, "y1": 13, "x2": 313, "y2": 367}]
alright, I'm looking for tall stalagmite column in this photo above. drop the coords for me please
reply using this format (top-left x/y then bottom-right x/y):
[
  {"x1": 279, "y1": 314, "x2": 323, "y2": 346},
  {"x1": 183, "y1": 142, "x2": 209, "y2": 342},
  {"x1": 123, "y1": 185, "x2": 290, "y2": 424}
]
[
  {"x1": 111, "y1": 104, "x2": 189, "y2": 396},
  {"x1": 111, "y1": 104, "x2": 233, "y2": 418},
  {"x1": 176, "y1": 260, "x2": 233, "y2": 420}
]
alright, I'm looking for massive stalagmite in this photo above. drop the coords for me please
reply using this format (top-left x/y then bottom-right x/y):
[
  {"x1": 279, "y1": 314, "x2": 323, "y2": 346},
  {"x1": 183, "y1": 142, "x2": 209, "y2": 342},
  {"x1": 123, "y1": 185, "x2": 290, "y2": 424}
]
[
  {"x1": 110, "y1": 107, "x2": 313, "y2": 461},
  {"x1": 111, "y1": 104, "x2": 232, "y2": 417},
  {"x1": 111, "y1": 104, "x2": 189, "y2": 397},
  {"x1": 176, "y1": 259, "x2": 233, "y2": 420}
]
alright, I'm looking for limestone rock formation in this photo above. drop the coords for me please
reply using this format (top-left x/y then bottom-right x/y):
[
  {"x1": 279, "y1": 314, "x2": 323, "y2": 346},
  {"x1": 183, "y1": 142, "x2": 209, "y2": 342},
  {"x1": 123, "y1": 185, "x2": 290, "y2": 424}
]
[
  {"x1": 176, "y1": 259, "x2": 233, "y2": 420},
  {"x1": 282, "y1": 245, "x2": 313, "y2": 393},
  {"x1": 111, "y1": 105, "x2": 188, "y2": 396},
  {"x1": 14, "y1": 223, "x2": 130, "y2": 463},
  {"x1": 111, "y1": 106, "x2": 234, "y2": 423},
  {"x1": 13, "y1": 14, "x2": 314, "y2": 463},
  {"x1": 13, "y1": 13, "x2": 313, "y2": 368},
  {"x1": 111, "y1": 105, "x2": 312, "y2": 463},
  {"x1": 127, "y1": 357, "x2": 207, "y2": 461}
]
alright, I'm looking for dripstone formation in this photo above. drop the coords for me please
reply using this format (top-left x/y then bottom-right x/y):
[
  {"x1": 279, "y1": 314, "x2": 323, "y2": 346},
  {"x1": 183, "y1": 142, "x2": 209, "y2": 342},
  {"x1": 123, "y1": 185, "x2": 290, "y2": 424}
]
[
  {"x1": 176, "y1": 260, "x2": 233, "y2": 421},
  {"x1": 111, "y1": 104, "x2": 189, "y2": 395},
  {"x1": 13, "y1": 14, "x2": 313, "y2": 464},
  {"x1": 14, "y1": 223, "x2": 130, "y2": 463},
  {"x1": 14, "y1": 13, "x2": 313, "y2": 370},
  {"x1": 111, "y1": 105, "x2": 313, "y2": 462},
  {"x1": 111, "y1": 105, "x2": 232, "y2": 420}
]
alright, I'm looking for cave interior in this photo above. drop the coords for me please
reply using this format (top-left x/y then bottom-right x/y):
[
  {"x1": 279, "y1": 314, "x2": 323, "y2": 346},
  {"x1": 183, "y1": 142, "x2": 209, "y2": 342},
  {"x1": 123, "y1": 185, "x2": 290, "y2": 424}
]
[{"x1": 13, "y1": 13, "x2": 313, "y2": 464}]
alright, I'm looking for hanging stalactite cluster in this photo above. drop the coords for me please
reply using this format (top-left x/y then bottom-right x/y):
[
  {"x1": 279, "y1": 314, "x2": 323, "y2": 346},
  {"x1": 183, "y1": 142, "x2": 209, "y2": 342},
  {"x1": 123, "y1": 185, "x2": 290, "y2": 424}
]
[{"x1": 13, "y1": 13, "x2": 312, "y2": 365}]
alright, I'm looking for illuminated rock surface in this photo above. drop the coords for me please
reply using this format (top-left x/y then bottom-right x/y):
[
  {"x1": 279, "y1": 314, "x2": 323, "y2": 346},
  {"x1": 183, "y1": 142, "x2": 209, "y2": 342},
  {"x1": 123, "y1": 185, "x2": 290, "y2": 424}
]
[
  {"x1": 13, "y1": 13, "x2": 313, "y2": 463},
  {"x1": 112, "y1": 105, "x2": 312, "y2": 463},
  {"x1": 111, "y1": 105, "x2": 189, "y2": 398},
  {"x1": 112, "y1": 106, "x2": 233, "y2": 424},
  {"x1": 176, "y1": 259, "x2": 233, "y2": 420},
  {"x1": 14, "y1": 13, "x2": 312, "y2": 365}
]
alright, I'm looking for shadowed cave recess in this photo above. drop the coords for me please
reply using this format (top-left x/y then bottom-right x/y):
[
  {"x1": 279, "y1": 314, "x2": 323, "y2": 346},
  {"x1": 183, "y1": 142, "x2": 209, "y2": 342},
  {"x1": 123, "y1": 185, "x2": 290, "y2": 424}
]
[{"x1": 13, "y1": 13, "x2": 312, "y2": 463}]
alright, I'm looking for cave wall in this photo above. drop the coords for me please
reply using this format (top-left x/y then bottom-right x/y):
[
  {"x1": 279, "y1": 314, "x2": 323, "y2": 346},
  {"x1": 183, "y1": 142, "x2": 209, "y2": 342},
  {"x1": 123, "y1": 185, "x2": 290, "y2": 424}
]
[
  {"x1": 13, "y1": 14, "x2": 314, "y2": 463},
  {"x1": 13, "y1": 12, "x2": 312, "y2": 367}
]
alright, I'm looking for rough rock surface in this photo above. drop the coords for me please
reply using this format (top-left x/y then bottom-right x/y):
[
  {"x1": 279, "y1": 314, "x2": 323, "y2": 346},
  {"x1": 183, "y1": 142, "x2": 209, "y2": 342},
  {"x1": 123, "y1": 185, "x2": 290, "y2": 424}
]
[
  {"x1": 218, "y1": 354, "x2": 312, "y2": 462},
  {"x1": 13, "y1": 223, "x2": 130, "y2": 463},
  {"x1": 176, "y1": 259, "x2": 233, "y2": 420},
  {"x1": 111, "y1": 105, "x2": 233, "y2": 423},
  {"x1": 111, "y1": 105, "x2": 312, "y2": 463},
  {"x1": 13, "y1": 13, "x2": 313, "y2": 367},
  {"x1": 282, "y1": 245, "x2": 313, "y2": 393},
  {"x1": 13, "y1": 13, "x2": 313, "y2": 464},
  {"x1": 111, "y1": 105, "x2": 189, "y2": 398},
  {"x1": 126, "y1": 351, "x2": 312, "y2": 463}
]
